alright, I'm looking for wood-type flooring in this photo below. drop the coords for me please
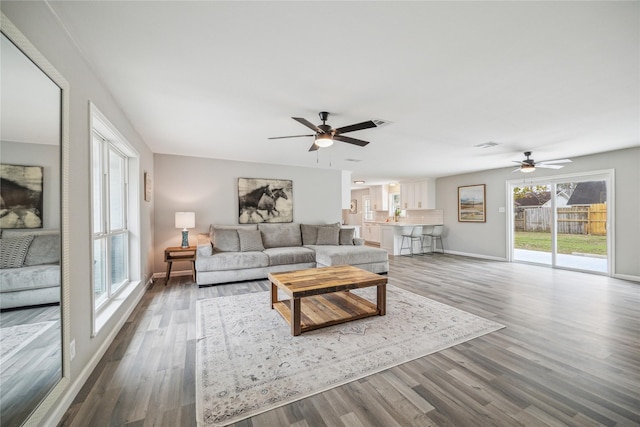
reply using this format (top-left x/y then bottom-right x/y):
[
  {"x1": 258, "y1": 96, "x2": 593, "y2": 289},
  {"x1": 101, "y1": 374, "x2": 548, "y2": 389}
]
[{"x1": 59, "y1": 255, "x2": 640, "y2": 426}]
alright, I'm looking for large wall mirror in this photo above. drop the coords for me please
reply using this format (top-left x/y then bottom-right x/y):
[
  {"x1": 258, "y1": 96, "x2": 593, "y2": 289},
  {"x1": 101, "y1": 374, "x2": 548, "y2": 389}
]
[{"x1": 1, "y1": 13, "x2": 70, "y2": 426}]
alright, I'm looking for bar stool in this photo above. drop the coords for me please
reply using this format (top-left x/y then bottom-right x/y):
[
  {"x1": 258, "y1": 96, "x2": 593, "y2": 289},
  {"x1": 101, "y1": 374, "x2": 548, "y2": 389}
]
[
  {"x1": 400, "y1": 226, "x2": 423, "y2": 256},
  {"x1": 422, "y1": 225, "x2": 444, "y2": 254}
]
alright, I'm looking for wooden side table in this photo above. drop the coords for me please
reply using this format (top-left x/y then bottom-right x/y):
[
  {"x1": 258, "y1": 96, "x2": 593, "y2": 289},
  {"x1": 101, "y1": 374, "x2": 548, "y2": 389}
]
[{"x1": 164, "y1": 246, "x2": 196, "y2": 285}]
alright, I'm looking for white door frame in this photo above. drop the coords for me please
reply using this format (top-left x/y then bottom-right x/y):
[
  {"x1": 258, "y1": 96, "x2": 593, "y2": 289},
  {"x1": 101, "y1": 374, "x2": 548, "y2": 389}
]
[{"x1": 506, "y1": 169, "x2": 615, "y2": 275}]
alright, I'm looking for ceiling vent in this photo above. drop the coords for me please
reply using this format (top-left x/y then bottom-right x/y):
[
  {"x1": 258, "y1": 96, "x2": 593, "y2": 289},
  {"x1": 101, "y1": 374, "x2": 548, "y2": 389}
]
[
  {"x1": 372, "y1": 119, "x2": 392, "y2": 127},
  {"x1": 474, "y1": 141, "x2": 500, "y2": 149}
]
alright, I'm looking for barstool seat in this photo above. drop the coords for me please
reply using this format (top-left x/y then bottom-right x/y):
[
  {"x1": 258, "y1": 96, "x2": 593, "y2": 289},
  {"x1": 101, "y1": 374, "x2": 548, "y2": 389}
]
[
  {"x1": 400, "y1": 226, "x2": 423, "y2": 256},
  {"x1": 422, "y1": 225, "x2": 444, "y2": 254}
]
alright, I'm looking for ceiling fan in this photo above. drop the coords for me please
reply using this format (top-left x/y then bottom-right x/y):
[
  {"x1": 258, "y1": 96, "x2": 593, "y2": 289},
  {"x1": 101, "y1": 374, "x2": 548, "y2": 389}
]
[
  {"x1": 512, "y1": 151, "x2": 572, "y2": 173},
  {"x1": 269, "y1": 111, "x2": 377, "y2": 152}
]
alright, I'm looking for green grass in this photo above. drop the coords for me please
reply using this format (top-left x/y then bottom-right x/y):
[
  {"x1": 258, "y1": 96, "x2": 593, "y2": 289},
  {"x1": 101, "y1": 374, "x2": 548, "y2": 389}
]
[{"x1": 514, "y1": 231, "x2": 607, "y2": 255}]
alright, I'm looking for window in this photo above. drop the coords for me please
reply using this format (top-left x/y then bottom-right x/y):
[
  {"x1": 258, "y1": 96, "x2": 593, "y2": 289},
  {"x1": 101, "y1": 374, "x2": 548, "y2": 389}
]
[
  {"x1": 92, "y1": 132, "x2": 129, "y2": 308},
  {"x1": 90, "y1": 104, "x2": 141, "y2": 334},
  {"x1": 363, "y1": 196, "x2": 373, "y2": 221}
]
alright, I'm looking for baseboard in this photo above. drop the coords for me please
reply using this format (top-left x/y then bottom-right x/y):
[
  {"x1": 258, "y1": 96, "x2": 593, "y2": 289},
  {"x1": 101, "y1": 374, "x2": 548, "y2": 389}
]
[
  {"x1": 44, "y1": 277, "x2": 151, "y2": 426},
  {"x1": 613, "y1": 273, "x2": 640, "y2": 283},
  {"x1": 444, "y1": 250, "x2": 508, "y2": 262}
]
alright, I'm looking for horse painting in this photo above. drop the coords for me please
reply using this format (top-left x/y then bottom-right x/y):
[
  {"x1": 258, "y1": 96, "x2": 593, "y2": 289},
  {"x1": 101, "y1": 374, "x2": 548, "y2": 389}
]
[{"x1": 238, "y1": 178, "x2": 293, "y2": 224}]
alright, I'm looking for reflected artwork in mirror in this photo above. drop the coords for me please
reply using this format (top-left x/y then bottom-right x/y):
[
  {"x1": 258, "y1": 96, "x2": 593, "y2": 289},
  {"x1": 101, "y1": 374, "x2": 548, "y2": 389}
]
[{"x1": 1, "y1": 13, "x2": 70, "y2": 427}]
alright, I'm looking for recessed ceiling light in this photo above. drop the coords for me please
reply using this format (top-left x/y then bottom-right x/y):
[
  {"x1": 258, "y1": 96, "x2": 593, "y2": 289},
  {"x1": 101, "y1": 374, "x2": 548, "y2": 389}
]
[
  {"x1": 353, "y1": 180, "x2": 366, "y2": 184},
  {"x1": 345, "y1": 158, "x2": 362, "y2": 162},
  {"x1": 475, "y1": 141, "x2": 500, "y2": 148}
]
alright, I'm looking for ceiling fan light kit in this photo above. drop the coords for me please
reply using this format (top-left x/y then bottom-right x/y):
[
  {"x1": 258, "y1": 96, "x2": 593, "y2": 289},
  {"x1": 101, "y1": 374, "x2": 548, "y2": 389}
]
[
  {"x1": 269, "y1": 111, "x2": 377, "y2": 152},
  {"x1": 512, "y1": 151, "x2": 572, "y2": 173}
]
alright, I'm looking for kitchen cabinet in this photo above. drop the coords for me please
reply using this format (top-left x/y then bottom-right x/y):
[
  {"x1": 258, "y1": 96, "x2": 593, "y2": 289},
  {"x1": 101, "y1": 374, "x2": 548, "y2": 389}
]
[
  {"x1": 370, "y1": 185, "x2": 388, "y2": 211},
  {"x1": 400, "y1": 179, "x2": 435, "y2": 210},
  {"x1": 363, "y1": 223, "x2": 381, "y2": 243}
]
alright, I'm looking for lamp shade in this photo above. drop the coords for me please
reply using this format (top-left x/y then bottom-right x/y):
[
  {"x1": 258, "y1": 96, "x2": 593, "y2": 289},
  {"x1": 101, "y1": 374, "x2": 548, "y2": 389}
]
[{"x1": 175, "y1": 212, "x2": 195, "y2": 229}]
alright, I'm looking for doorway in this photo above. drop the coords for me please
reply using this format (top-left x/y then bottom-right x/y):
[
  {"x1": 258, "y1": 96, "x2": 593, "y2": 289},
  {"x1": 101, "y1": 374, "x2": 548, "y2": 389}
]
[{"x1": 508, "y1": 171, "x2": 612, "y2": 274}]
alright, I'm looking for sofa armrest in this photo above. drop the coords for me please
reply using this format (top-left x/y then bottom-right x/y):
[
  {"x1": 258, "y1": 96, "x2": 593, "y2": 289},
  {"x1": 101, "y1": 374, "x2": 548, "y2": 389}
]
[
  {"x1": 196, "y1": 233, "x2": 213, "y2": 257},
  {"x1": 353, "y1": 238, "x2": 365, "y2": 246}
]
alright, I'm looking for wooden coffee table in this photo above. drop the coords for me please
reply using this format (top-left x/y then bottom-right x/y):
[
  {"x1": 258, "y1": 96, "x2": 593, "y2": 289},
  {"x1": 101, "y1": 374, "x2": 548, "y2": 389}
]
[{"x1": 268, "y1": 265, "x2": 387, "y2": 336}]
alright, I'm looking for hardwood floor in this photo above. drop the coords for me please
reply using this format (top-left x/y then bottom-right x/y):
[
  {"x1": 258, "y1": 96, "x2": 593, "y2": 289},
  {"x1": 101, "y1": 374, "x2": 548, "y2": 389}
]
[{"x1": 59, "y1": 255, "x2": 640, "y2": 426}]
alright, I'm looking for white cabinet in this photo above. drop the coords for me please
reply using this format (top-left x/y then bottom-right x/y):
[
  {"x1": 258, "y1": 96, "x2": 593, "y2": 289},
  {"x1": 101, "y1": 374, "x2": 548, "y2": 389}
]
[
  {"x1": 363, "y1": 223, "x2": 380, "y2": 243},
  {"x1": 400, "y1": 179, "x2": 435, "y2": 210},
  {"x1": 370, "y1": 186, "x2": 388, "y2": 211}
]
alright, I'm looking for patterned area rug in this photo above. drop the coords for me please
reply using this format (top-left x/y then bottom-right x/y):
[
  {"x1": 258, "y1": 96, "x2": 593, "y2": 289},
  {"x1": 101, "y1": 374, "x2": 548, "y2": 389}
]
[
  {"x1": 0, "y1": 321, "x2": 57, "y2": 365},
  {"x1": 196, "y1": 285, "x2": 505, "y2": 426}
]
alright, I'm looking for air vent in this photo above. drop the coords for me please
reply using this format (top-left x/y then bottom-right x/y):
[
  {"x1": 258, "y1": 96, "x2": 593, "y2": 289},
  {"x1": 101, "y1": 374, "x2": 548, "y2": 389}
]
[
  {"x1": 474, "y1": 141, "x2": 500, "y2": 148},
  {"x1": 372, "y1": 119, "x2": 392, "y2": 127}
]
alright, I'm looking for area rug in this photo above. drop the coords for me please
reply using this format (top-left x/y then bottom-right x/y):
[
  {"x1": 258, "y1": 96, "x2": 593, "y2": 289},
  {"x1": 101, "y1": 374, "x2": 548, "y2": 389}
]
[
  {"x1": 196, "y1": 285, "x2": 505, "y2": 426},
  {"x1": 0, "y1": 321, "x2": 57, "y2": 365}
]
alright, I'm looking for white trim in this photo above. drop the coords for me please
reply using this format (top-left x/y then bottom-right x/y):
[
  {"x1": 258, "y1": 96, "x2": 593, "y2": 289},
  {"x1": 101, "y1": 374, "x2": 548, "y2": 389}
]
[
  {"x1": 439, "y1": 250, "x2": 508, "y2": 262},
  {"x1": 613, "y1": 273, "x2": 640, "y2": 283}
]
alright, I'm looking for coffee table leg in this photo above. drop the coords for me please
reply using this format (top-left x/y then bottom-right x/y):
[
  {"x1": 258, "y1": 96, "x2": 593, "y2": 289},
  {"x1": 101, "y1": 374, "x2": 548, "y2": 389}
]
[
  {"x1": 271, "y1": 282, "x2": 278, "y2": 309},
  {"x1": 291, "y1": 297, "x2": 301, "y2": 336},
  {"x1": 377, "y1": 284, "x2": 386, "y2": 316}
]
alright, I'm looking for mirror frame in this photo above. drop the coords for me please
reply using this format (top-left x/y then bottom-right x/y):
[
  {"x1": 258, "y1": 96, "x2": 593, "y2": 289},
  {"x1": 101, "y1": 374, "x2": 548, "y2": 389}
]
[{"x1": 1, "y1": 13, "x2": 71, "y2": 426}]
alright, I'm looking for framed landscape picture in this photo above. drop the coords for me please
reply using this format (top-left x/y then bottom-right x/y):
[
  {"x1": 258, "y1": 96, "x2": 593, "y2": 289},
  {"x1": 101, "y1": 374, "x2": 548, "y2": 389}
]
[
  {"x1": 458, "y1": 184, "x2": 486, "y2": 222},
  {"x1": 0, "y1": 164, "x2": 44, "y2": 228},
  {"x1": 238, "y1": 178, "x2": 293, "y2": 224}
]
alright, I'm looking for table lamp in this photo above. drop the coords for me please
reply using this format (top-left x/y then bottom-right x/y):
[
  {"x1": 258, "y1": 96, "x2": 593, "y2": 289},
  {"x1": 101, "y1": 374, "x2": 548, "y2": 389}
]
[{"x1": 175, "y1": 212, "x2": 195, "y2": 248}]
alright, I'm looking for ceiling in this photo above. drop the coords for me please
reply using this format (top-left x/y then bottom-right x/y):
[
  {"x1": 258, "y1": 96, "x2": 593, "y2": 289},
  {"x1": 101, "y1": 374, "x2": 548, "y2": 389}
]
[{"x1": 47, "y1": 1, "x2": 638, "y2": 185}]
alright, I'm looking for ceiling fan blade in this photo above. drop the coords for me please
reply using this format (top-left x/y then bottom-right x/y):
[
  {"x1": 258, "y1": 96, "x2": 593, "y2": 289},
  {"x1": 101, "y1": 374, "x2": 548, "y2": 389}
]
[
  {"x1": 335, "y1": 120, "x2": 377, "y2": 134},
  {"x1": 292, "y1": 117, "x2": 323, "y2": 133},
  {"x1": 334, "y1": 135, "x2": 370, "y2": 147},
  {"x1": 512, "y1": 167, "x2": 522, "y2": 173},
  {"x1": 308, "y1": 142, "x2": 320, "y2": 152},
  {"x1": 268, "y1": 134, "x2": 314, "y2": 140},
  {"x1": 537, "y1": 164, "x2": 564, "y2": 169},
  {"x1": 538, "y1": 159, "x2": 572, "y2": 165}
]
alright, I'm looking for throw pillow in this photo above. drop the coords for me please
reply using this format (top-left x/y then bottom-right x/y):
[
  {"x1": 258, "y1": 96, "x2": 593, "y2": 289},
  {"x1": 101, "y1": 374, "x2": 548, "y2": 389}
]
[
  {"x1": 237, "y1": 229, "x2": 265, "y2": 252},
  {"x1": 339, "y1": 228, "x2": 355, "y2": 245},
  {"x1": 213, "y1": 228, "x2": 240, "y2": 252},
  {"x1": 24, "y1": 233, "x2": 60, "y2": 266},
  {"x1": 316, "y1": 226, "x2": 339, "y2": 245},
  {"x1": 0, "y1": 235, "x2": 35, "y2": 269},
  {"x1": 301, "y1": 224, "x2": 319, "y2": 245}
]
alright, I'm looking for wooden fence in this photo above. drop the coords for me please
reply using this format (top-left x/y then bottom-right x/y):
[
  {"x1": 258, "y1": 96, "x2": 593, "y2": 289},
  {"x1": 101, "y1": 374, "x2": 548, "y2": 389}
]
[{"x1": 514, "y1": 203, "x2": 607, "y2": 235}]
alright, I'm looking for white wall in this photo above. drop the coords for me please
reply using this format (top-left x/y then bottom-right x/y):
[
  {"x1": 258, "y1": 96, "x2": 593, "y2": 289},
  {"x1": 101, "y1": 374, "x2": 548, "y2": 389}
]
[
  {"x1": 0, "y1": 141, "x2": 60, "y2": 229},
  {"x1": 436, "y1": 147, "x2": 640, "y2": 279},
  {"x1": 152, "y1": 154, "x2": 342, "y2": 273},
  {"x1": 2, "y1": 1, "x2": 156, "y2": 422}
]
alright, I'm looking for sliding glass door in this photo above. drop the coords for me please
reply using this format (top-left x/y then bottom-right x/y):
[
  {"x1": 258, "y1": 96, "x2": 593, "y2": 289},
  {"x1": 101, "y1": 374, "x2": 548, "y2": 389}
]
[{"x1": 509, "y1": 171, "x2": 611, "y2": 274}]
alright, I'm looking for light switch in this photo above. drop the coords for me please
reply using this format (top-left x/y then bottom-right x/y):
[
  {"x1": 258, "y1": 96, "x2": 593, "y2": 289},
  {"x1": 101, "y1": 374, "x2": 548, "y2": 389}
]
[{"x1": 498, "y1": 207, "x2": 505, "y2": 213}]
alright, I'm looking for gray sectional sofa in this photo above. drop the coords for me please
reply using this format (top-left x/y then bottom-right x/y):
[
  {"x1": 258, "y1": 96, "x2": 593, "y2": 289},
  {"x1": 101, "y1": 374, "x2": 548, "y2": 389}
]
[
  {"x1": 0, "y1": 230, "x2": 60, "y2": 310},
  {"x1": 195, "y1": 222, "x2": 388, "y2": 286}
]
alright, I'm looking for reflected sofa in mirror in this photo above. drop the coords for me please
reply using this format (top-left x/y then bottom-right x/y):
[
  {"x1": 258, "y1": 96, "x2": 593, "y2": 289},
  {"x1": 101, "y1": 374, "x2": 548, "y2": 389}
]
[{"x1": 0, "y1": 13, "x2": 70, "y2": 427}]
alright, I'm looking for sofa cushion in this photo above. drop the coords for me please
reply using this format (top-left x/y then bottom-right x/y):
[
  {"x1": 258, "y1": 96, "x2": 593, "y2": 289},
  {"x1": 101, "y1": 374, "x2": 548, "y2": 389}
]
[
  {"x1": 301, "y1": 222, "x2": 340, "y2": 245},
  {"x1": 258, "y1": 223, "x2": 302, "y2": 248},
  {"x1": 339, "y1": 228, "x2": 355, "y2": 245},
  {"x1": 0, "y1": 264, "x2": 60, "y2": 292},
  {"x1": 317, "y1": 226, "x2": 339, "y2": 245},
  {"x1": 263, "y1": 247, "x2": 316, "y2": 266},
  {"x1": 310, "y1": 245, "x2": 389, "y2": 266},
  {"x1": 238, "y1": 229, "x2": 265, "y2": 252},
  {"x1": 0, "y1": 235, "x2": 34, "y2": 268},
  {"x1": 196, "y1": 251, "x2": 269, "y2": 271},
  {"x1": 212, "y1": 228, "x2": 240, "y2": 252},
  {"x1": 24, "y1": 233, "x2": 60, "y2": 266}
]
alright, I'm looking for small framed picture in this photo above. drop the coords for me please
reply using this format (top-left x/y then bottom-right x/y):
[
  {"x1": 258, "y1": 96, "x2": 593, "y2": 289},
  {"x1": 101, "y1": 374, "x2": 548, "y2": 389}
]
[
  {"x1": 144, "y1": 172, "x2": 153, "y2": 202},
  {"x1": 349, "y1": 199, "x2": 357, "y2": 214},
  {"x1": 458, "y1": 184, "x2": 485, "y2": 222}
]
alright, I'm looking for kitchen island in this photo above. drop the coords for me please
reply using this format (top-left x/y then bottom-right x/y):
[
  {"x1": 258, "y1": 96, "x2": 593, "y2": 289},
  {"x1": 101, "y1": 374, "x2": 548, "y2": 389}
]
[{"x1": 377, "y1": 210, "x2": 444, "y2": 255}]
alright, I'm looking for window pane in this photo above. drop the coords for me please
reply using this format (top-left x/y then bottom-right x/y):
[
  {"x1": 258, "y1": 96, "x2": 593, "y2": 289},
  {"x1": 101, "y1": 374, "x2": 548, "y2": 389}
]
[
  {"x1": 109, "y1": 149, "x2": 125, "y2": 230},
  {"x1": 94, "y1": 238, "x2": 107, "y2": 308},
  {"x1": 92, "y1": 137, "x2": 103, "y2": 234},
  {"x1": 110, "y1": 233, "x2": 127, "y2": 292}
]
